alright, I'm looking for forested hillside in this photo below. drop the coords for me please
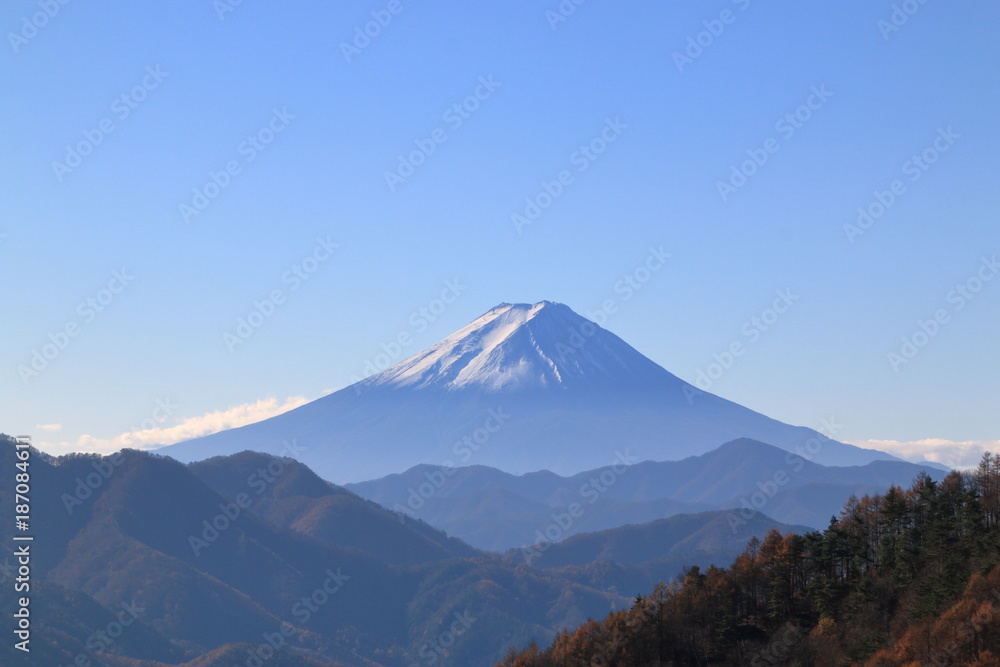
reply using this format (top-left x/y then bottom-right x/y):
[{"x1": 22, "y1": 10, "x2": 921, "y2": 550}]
[{"x1": 499, "y1": 456, "x2": 1000, "y2": 666}]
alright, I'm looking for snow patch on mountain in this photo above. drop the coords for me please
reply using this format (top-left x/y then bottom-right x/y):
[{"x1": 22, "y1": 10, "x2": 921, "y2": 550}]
[
  {"x1": 158, "y1": 300, "x2": 904, "y2": 480},
  {"x1": 360, "y1": 301, "x2": 670, "y2": 393}
]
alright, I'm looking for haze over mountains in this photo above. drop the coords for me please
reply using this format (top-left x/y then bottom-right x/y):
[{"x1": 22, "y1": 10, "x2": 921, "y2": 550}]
[
  {"x1": 160, "y1": 301, "x2": 899, "y2": 481},
  {"x1": 7, "y1": 306, "x2": 955, "y2": 665},
  {"x1": 14, "y1": 301, "x2": 950, "y2": 664},
  {"x1": 349, "y1": 438, "x2": 945, "y2": 551},
  {"x1": 0, "y1": 436, "x2": 808, "y2": 666}
]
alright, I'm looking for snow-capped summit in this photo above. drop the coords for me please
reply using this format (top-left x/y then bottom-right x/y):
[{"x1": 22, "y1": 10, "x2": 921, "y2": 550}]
[
  {"x1": 361, "y1": 301, "x2": 669, "y2": 393},
  {"x1": 159, "y1": 301, "x2": 900, "y2": 482}
]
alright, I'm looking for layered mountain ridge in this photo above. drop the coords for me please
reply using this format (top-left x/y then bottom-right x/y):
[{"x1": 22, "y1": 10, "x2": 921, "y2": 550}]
[
  {"x1": 0, "y1": 435, "x2": 808, "y2": 667},
  {"x1": 348, "y1": 438, "x2": 944, "y2": 551}
]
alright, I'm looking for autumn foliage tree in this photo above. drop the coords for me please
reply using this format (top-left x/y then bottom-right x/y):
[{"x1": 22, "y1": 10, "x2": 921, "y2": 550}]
[{"x1": 498, "y1": 457, "x2": 1000, "y2": 666}]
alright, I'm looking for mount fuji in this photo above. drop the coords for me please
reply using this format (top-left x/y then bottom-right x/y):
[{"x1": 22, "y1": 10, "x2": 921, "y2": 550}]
[{"x1": 159, "y1": 301, "x2": 897, "y2": 482}]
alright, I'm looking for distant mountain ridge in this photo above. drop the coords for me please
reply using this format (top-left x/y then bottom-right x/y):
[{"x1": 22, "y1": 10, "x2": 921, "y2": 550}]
[
  {"x1": 0, "y1": 435, "x2": 815, "y2": 666},
  {"x1": 0, "y1": 436, "x2": 620, "y2": 665},
  {"x1": 517, "y1": 510, "x2": 813, "y2": 569},
  {"x1": 348, "y1": 438, "x2": 946, "y2": 550},
  {"x1": 159, "y1": 302, "x2": 900, "y2": 481}
]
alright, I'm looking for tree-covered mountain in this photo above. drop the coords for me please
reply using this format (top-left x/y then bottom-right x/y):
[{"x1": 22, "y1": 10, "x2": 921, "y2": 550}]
[
  {"x1": 188, "y1": 450, "x2": 479, "y2": 566},
  {"x1": 497, "y1": 456, "x2": 1000, "y2": 666},
  {"x1": 517, "y1": 510, "x2": 811, "y2": 569},
  {"x1": 0, "y1": 435, "x2": 623, "y2": 666},
  {"x1": 1, "y1": 435, "x2": 805, "y2": 666}
]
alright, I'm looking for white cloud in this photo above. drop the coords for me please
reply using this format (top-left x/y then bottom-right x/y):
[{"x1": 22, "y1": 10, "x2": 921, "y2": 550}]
[
  {"x1": 40, "y1": 396, "x2": 310, "y2": 455},
  {"x1": 851, "y1": 438, "x2": 1000, "y2": 470},
  {"x1": 36, "y1": 423, "x2": 62, "y2": 432}
]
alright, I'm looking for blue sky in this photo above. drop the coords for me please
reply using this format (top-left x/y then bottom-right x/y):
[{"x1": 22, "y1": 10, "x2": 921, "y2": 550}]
[{"x1": 3, "y1": 1, "x2": 999, "y2": 467}]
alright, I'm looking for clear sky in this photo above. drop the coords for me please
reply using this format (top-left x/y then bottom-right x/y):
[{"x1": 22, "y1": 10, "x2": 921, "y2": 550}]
[{"x1": 3, "y1": 1, "x2": 998, "y2": 467}]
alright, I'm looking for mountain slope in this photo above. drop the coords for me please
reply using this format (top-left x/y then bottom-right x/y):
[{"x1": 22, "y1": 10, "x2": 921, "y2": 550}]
[
  {"x1": 360, "y1": 300, "x2": 669, "y2": 392},
  {"x1": 519, "y1": 510, "x2": 811, "y2": 569},
  {"x1": 497, "y1": 464, "x2": 1000, "y2": 666},
  {"x1": 188, "y1": 450, "x2": 478, "y2": 566},
  {"x1": 159, "y1": 302, "x2": 898, "y2": 481},
  {"x1": 0, "y1": 436, "x2": 655, "y2": 666},
  {"x1": 348, "y1": 439, "x2": 945, "y2": 548}
]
